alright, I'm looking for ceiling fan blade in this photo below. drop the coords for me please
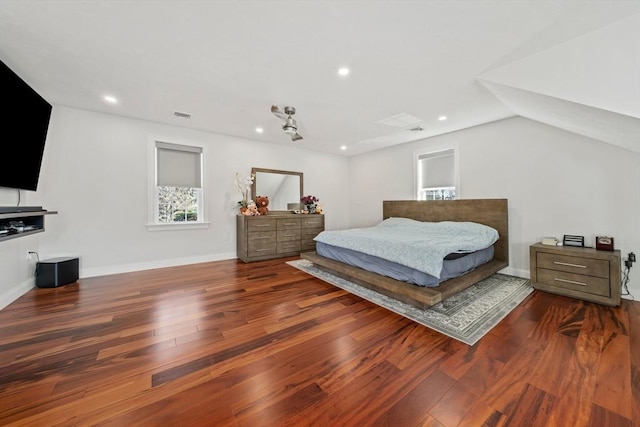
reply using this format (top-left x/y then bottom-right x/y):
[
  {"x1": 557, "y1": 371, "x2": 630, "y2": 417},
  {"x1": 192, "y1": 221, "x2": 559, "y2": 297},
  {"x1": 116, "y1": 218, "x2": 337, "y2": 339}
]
[
  {"x1": 291, "y1": 133, "x2": 303, "y2": 142},
  {"x1": 271, "y1": 105, "x2": 288, "y2": 121}
]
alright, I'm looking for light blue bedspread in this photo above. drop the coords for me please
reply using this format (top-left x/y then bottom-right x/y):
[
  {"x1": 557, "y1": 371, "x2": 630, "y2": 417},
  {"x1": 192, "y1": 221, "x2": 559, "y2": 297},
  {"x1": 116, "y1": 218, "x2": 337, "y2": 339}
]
[{"x1": 313, "y1": 217, "x2": 499, "y2": 278}]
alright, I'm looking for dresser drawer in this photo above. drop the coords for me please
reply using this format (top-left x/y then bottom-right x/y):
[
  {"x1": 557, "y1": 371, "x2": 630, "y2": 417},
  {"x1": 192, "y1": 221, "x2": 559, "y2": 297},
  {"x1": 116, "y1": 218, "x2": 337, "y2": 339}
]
[
  {"x1": 248, "y1": 231, "x2": 276, "y2": 244},
  {"x1": 536, "y1": 268, "x2": 610, "y2": 297},
  {"x1": 301, "y1": 239, "x2": 317, "y2": 252},
  {"x1": 277, "y1": 218, "x2": 301, "y2": 230},
  {"x1": 277, "y1": 229, "x2": 301, "y2": 242},
  {"x1": 301, "y1": 227, "x2": 323, "y2": 241},
  {"x1": 248, "y1": 240, "x2": 277, "y2": 256},
  {"x1": 277, "y1": 240, "x2": 301, "y2": 254},
  {"x1": 537, "y1": 252, "x2": 609, "y2": 279},
  {"x1": 301, "y1": 216, "x2": 324, "y2": 229},
  {"x1": 248, "y1": 219, "x2": 277, "y2": 232}
]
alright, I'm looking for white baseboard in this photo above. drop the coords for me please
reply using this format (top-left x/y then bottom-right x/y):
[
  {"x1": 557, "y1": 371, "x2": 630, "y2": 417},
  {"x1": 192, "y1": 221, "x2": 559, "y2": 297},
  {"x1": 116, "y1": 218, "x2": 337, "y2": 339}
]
[
  {"x1": 499, "y1": 266, "x2": 530, "y2": 279},
  {"x1": 81, "y1": 252, "x2": 238, "y2": 279},
  {"x1": 0, "y1": 277, "x2": 35, "y2": 310}
]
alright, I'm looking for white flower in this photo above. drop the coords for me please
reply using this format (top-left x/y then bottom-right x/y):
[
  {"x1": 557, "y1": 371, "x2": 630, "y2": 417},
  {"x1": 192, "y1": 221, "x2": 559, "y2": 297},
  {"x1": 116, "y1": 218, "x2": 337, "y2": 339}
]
[{"x1": 235, "y1": 172, "x2": 255, "y2": 202}]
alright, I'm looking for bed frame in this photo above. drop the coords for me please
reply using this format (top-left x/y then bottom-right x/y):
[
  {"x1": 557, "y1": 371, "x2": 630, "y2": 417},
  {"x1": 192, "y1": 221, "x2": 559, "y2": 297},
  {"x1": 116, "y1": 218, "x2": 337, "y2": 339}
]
[{"x1": 300, "y1": 199, "x2": 509, "y2": 309}]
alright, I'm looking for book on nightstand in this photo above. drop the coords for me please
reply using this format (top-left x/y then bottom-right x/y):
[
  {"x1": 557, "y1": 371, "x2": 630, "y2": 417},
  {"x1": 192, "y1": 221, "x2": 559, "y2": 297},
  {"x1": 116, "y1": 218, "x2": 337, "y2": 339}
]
[{"x1": 542, "y1": 237, "x2": 559, "y2": 246}]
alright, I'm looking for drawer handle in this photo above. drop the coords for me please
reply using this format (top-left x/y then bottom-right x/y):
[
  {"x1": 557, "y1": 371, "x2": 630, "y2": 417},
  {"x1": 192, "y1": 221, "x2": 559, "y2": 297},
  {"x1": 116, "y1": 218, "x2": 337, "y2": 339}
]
[
  {"x1": 283, "y1": 234, "x2": 296, "y2": 237},
  {"x1": 554, "y1": 261, "x2": 586, "y2": 269},
  {"x1": 256, "y1": 248, "x2": 272, "y2": 252},
  {"x1": 283, "y1": 223, "x2": 297, "y2": 226},
  {"x1": 256, "y1": 224, "x2": 271, "y2": 227},
  {"x1": 554, "y1": 278, "x2": 588, "y2": 287},
  {"x1": 255, "y1": 236, "x2": 271, "y2": 240}
]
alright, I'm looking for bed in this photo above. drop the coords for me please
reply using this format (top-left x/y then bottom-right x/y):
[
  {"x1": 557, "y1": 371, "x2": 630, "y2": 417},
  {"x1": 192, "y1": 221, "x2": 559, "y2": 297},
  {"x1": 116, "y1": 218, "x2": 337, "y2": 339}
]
[{"x1": 300, "y1": 199, "x2": 509, "y2": 309}]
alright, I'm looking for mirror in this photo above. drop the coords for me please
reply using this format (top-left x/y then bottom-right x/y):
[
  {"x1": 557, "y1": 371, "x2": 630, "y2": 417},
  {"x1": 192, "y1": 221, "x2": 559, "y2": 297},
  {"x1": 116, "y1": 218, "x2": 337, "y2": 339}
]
[{"x1": 251, "y1": 168, "x2": 303, "y2": 212}]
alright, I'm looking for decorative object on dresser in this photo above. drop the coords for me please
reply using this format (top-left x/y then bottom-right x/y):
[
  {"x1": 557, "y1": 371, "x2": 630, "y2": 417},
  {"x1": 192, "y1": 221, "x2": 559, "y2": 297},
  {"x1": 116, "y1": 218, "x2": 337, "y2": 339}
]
[
  {"x1": 595, "y1": 235, "x2": 614, "y2": 251},
  {"x1": 237, "y1": 213, "x2": 324, "y2": 262},
  {"x1": 234, "y1": 172, "x2": 255, "y2": 214},
  {"x1": 562, "y1": 234, "x2": 585, "y2": 247},
  {"x1": 255, "y1": 195, "x2": 270, "y2": 215},
  {"x1": 529, "y1": 243, "x2": 621, "y2": 306},
  {"x1": 542, "y1": 236, "x2": 559, "y2": 246},
  {"x1": 300, "y1": 195, "x2": 319, "y2": 214}
]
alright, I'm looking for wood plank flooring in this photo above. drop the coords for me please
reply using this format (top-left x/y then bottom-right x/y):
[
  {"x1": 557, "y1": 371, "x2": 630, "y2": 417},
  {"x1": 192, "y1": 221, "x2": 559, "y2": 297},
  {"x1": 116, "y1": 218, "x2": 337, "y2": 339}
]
[{"x1": 0, "y1": 257, "x2": 638, "y2": 426}]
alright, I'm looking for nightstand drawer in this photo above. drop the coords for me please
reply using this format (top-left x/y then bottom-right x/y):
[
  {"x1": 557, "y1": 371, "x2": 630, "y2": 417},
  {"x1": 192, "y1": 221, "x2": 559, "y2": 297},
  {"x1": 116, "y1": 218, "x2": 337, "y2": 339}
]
[
  {"x1": 537, "y1": 252, "x2": 609, "y2": 279},
  {"x1": 536, "y1": 268, "x2": 610, "y2": 297}
]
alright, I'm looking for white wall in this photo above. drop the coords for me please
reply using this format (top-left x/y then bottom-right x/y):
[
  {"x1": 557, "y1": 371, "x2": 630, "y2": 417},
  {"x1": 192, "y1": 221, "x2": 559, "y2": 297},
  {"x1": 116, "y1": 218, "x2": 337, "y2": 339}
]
[
  {"x1": 348, "y1": 116, "x2": 640, "y2": 298},
  {"x1": 0, "y1": 106, "x2": 349, "y2": 308},
  {"x1": 2, "y1": 110, "x2": 638, "y2": 308}
]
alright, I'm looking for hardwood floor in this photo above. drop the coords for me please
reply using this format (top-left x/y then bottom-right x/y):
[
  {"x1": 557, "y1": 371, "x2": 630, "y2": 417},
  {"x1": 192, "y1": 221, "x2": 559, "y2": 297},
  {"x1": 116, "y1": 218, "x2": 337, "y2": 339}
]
[{"x1": 0, "y1": 257, "x2": 638, "y2": 426}]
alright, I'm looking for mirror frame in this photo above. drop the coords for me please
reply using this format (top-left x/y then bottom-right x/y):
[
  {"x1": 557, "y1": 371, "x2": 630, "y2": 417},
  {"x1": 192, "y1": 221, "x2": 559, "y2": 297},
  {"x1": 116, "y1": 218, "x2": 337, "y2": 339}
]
[{"x1": 251, "y1": 167, "x2": 304, "y2": 212}]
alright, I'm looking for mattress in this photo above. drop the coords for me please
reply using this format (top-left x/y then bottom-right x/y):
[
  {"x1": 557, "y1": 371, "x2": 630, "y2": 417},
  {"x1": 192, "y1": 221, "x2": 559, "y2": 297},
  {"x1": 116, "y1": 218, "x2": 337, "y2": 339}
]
[
  {"x1": 315, "y1": 241, "x2": 495, "y2": 287},
  {"x1": 313, "y1": 217, "x2": 499, "y2": 280}
]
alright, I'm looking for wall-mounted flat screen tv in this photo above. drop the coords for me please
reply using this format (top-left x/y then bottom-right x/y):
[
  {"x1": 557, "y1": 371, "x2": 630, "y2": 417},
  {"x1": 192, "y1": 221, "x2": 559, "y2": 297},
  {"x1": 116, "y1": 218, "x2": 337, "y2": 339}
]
[{"x1": 0, "y1": 59, "x2": 52, "y2": 191}]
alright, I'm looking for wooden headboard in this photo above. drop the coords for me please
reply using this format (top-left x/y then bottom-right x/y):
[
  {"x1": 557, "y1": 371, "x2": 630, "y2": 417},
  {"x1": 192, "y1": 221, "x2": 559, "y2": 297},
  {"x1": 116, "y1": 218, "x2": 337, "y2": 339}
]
[{"x1": 382, "y1": 199, "x2": 509, "y2": 265}]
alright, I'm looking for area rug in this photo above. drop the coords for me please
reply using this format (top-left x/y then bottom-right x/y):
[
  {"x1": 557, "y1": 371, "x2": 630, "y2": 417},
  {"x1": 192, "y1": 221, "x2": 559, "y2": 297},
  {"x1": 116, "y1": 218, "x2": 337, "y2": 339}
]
[{"x1": 287, "y1": 259, "x2": 534, "y2": 346}]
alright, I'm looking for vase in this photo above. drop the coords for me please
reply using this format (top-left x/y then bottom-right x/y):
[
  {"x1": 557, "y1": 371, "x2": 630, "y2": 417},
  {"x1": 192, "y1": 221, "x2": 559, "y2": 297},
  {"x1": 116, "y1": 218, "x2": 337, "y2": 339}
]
[{"x1": 305, "y1": 203, "x2": 317, "y2": 214}]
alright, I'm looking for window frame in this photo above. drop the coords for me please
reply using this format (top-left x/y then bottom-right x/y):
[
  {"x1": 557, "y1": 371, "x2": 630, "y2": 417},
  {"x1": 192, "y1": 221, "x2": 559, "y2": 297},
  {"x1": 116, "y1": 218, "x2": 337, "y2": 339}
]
[
  {"x1": 414, "y1": 144, "x2": 459, "y2": 201},
  {"x1": 147, "y1": 136, "x2": 209, "y2": 231}
]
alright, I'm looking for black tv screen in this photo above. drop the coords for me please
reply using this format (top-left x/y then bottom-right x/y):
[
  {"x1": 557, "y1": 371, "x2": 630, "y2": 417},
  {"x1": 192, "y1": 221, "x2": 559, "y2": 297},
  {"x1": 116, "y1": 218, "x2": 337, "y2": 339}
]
[{"x1": 0, "y1": 60, "x2": 52, "y2": 191}]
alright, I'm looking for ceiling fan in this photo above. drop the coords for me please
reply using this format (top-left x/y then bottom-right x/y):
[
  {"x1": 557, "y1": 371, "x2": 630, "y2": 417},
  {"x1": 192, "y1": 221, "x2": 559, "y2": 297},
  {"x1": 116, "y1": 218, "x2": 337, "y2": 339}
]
[{"x1": 271, "y1": 105, "x2": 303, "y2": 141}]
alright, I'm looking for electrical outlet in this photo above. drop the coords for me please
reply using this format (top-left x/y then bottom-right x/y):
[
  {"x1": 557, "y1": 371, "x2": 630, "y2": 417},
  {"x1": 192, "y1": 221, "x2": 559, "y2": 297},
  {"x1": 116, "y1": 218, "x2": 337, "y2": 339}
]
[
  {"x1": 625, "y1": 252, "x2": 636, "y2": 269},
  {"x1": 26, "y1": 252, "x2": 32, "y2": 261}
]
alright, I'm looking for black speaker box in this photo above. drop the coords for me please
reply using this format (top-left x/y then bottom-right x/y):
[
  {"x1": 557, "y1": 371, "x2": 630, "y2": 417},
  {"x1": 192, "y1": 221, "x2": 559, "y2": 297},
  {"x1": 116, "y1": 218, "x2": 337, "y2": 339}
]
[{"x1": 36, "y1": 257, "x2": 79, "y2": 288}]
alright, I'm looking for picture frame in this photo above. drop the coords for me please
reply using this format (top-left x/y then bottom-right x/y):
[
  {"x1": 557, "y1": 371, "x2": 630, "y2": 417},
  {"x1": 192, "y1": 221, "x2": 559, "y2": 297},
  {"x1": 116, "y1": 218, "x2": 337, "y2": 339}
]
[{"x1": 563, "y1": 235, "x2": 585, "y2": 247}]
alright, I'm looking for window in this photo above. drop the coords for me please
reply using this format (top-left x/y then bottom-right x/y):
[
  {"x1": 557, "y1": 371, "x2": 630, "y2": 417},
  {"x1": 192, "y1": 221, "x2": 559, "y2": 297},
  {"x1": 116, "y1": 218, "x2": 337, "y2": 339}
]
[
  {"x1": 416, "y1": 148, "x2": 456, "y2": 201},
  {"x1": 150, "y1": 140, "x2": 206, "y2": 228}
]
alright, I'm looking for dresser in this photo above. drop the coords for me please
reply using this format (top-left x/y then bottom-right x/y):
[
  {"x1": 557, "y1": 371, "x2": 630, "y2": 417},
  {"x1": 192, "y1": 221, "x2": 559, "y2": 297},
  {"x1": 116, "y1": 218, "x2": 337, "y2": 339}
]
[
  {"x1": 237, "y1": 214, "x2": 325, "y2": 262},
  {"x1": 529, "y1": 243, "x2": 621, "y2": 306}
]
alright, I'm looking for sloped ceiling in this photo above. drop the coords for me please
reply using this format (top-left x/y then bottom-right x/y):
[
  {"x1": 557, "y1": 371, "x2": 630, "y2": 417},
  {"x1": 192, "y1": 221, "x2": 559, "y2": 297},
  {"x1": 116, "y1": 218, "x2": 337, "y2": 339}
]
[
  {"x1": 0, "y1": 1, "x2": 638, "y2": 156},
  {"x1": 478, "y1": 14, "x2": 640, "y2": 153}
]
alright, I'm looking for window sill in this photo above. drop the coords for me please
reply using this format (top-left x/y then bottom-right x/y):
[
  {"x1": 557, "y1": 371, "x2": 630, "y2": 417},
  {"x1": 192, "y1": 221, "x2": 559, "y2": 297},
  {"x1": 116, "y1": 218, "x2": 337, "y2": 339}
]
[{"x1": 146, "y1": 221, "x2": 210, "y2": 232}]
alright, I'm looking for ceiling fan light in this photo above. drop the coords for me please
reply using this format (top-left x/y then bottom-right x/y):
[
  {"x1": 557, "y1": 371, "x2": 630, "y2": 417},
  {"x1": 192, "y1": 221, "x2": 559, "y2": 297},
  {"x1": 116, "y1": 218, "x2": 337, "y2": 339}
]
[
  {"x1": 283, "y1": 117, "x2": 297, "y2": 134},
  {"x1": 282, "y1": 124, "x2": 297, "y2": 135}
]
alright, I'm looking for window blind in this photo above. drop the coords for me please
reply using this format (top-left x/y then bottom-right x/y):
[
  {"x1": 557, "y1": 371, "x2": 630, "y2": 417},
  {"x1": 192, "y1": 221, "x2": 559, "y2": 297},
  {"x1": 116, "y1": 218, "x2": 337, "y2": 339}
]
[
  {"x1": 156, "y1": 141, "x2": 202, "y2": 188},
  {"x1": 419, "y1": 149, "x2": 454, "y2": 189}
]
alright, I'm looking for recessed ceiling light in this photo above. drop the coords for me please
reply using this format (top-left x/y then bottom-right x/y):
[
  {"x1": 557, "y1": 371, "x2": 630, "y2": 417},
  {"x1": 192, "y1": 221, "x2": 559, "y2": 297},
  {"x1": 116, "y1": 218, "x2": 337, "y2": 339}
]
[
  {"x1": 103, "y1": 95, "x2": 118, "y2": 104},
  {"x1": 338, "y1": 67, "x2": 350, "y2": 76},
  {"x1": 255, "y1": 127, "x2": 264, "y2": 134},
  {"x1": 438, "y1": 115, "x2": 447, "y2": 121},
  {"x1": 340, "y1": 145, "x2": 347, "y2": 150}
]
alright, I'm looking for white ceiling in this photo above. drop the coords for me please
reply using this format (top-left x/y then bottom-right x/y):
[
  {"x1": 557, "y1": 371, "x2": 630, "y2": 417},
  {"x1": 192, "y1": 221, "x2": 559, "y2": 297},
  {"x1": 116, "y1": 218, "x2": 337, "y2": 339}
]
[{"x1": 1, "y1": 0, "x2": 638, "y2": 156}]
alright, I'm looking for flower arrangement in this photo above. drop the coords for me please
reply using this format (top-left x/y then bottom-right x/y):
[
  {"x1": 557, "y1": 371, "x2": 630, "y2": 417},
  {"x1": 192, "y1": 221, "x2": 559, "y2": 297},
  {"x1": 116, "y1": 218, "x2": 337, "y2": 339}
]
[
  {"x1": 301, "y1": 195, "x2": 319, "y2": 214},
  {"x1": 235, "y1": 172, "x2": 255, "y2": 209},
  {"x1": 301, "y1": 195, "x2": 319, "y2": 205}
]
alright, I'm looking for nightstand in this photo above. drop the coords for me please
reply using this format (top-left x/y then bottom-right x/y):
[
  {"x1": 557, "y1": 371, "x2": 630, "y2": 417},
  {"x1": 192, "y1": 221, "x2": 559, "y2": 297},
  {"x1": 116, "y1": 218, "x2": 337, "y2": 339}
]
[{"x1": 529, "y1": 243, "x2": 621, "y2": 306}]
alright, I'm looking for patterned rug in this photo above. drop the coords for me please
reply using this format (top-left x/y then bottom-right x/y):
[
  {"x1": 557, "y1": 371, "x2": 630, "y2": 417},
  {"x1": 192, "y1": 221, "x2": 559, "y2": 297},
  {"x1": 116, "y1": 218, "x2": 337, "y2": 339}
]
[{"x1": 287, "y1": 259, "x2": 534, "y2": 345}]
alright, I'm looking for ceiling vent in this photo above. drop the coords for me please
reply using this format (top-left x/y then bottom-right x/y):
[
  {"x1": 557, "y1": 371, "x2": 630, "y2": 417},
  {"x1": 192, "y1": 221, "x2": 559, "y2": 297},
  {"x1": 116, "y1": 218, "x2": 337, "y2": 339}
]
[
  {"x1": 377, "y1": 113, "x2": 423, "y2": 127},
  {"x1": 173, "y1": 110, "x2": 191, "y2": 119}
]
